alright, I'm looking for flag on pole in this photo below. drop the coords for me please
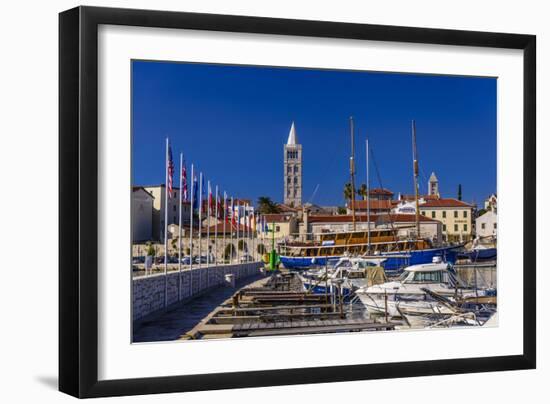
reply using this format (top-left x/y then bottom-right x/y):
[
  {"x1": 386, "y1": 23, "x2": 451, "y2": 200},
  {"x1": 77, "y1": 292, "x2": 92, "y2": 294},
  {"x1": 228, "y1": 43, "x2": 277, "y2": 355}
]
[
  {"x1": 181, "y1": 158, "x2": 188, "y2": 202},
  {"x1": 208, "y1": 182, "x2": 214, "y2": 214},
  {"x1": 192, "y1": 174, "x2": 198, "y2": 212},
  {"x1": 223, "y1": 192, "x2": 227, "y2": 225},
  {"x1": 231, "y1": 199, "x2": 237, "y2": 229},
  {"x1": 201, "y1": 175, "x2": 206, "y2": 214},
  {"x1": 217, "y1": 189, "x2": 222, "y2": 220},
  {"x1": 167, "y1": 143, "x2": 175, "y2": 198}
]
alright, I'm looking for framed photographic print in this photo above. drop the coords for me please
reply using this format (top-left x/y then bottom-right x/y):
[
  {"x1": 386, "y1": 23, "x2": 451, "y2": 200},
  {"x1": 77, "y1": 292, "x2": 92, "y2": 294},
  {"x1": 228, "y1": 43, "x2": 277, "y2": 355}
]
[{"x1": 59, "y1": 6, "x2": 536, "y2": 398}]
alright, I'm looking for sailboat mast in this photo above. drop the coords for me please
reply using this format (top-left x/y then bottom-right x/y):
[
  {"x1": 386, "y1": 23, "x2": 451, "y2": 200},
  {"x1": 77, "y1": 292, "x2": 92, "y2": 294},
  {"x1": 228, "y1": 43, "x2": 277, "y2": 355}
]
[
  {"x1": 366, "y1": 138, "x2": 370, "y2": 253},
  {"x1": 350, "y1": 116, "x2": 356, "y2": 231},
  {"x1": 412, "y1": 120, "x2": 421, "y2": 239}
]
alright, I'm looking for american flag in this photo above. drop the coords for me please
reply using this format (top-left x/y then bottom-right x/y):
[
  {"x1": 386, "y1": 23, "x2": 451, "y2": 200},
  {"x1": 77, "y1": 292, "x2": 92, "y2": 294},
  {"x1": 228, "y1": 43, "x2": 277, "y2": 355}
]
[
  {"x1": 181, "y1": 160, "x2": 188, "y2": 202},
  {"x1": 167, "y1": 144, "x2": 174, "y2": 198}
]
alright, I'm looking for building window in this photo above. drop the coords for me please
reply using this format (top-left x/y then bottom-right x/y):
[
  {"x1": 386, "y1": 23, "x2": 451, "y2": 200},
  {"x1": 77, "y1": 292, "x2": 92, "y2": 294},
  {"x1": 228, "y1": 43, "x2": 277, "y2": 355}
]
[
  {"x1": 294, "y1": 165, "x2": 298, "y2": 173},
  {"x1": 454, "y1": 211, "x2": 458, "y2": 218},
  {"x1": 275, "y1": 225, "x2": 280, "y2": 232},
  {"x1": 431, "y1": 211, "x2": 436, "y2": 218},
  {"x1": 481, "y1": 223, "x2": 486, "y2": 230},
  {"x1": 287, "y1": 166, "x2": 291, "y2": 174},
  {"x1": 494, "y1": 223, "x2": 497, "y2": 229},
  {"x1": 442, "y1": 211, "x2": 446, "y2": 218},
  {"x1": 287, "y1": 177, "x2": 291, "y2": 184},
  {"x1": 463, "y1": 211, "x2": 467, "y2": 218},
  {"x1": 463, "y1": 224, "x2": 467, "y2": 231},
  {"x1": 294, "y1": 177, "x2": 298, "y2": 184},
  {"x1": 443, "y1": 224, "x2": 446, "y2": 231},
  {"x1": 454, "y1": 224, "x2": 458, "y2": 232},
  {"x1": 421, "y1": 211, "x2": 426, "y2": 216},
  {"x1": 173, "y1": 205, "x2": 176, "y2": 212}
]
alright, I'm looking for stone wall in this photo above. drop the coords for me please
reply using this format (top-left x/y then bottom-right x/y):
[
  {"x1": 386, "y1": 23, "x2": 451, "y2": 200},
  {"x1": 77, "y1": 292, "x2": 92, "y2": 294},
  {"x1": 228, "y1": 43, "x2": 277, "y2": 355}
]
[{"x1": 132, "y1": 262, "x2": 262, "y2": 321}]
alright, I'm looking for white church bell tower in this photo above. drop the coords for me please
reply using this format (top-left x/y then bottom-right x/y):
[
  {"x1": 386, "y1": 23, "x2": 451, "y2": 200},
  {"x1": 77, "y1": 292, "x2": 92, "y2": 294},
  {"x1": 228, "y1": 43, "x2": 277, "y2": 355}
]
[{"x1": 284, "y1": 122, "x2": 302, "y2": 206}]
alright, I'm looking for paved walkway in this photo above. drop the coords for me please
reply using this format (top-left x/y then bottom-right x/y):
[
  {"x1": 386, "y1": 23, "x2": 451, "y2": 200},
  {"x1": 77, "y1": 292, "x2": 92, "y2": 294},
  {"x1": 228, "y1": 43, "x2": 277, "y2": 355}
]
[{"x1": 132, "y1": 273, "x2": 265, "y2": 343}]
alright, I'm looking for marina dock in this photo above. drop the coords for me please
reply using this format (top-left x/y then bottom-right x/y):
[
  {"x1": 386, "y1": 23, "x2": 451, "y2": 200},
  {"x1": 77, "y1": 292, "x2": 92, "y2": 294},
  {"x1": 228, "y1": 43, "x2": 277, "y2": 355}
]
[{"x1": 134, "y1": 269, "x2": 395, "y2": 342}]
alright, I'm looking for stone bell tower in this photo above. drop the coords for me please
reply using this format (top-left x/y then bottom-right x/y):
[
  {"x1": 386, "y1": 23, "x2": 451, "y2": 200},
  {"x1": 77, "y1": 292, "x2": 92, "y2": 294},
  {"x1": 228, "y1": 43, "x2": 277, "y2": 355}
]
[
  {"x1": 428, "y1": 172, "x2": 439, "y2": 197},
  {"x1": 284, "y1": 122, "x2": 302, "y2": 207}
]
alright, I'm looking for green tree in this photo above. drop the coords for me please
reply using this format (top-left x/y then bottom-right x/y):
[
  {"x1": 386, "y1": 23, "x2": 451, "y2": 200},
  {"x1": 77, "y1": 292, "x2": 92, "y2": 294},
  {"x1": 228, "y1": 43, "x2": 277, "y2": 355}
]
[
  {"x1": 357, "y1": 183, "x2": 368, "y2": 200},
  {"x1": 343, "y1": 183, "x2": 353, "y2": 205},
  {"x1": 257, "y1": 196, "x2": 280, "y2": 214},
  {"x1": 337, "y1": 206, "x2": 347, "y2": 215}
]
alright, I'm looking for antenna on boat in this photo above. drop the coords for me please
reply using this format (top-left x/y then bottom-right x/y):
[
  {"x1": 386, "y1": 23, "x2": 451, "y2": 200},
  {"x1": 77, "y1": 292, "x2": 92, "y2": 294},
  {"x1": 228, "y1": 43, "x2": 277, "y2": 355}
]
[
  {"x1": 350, "y1": 116, "x2": 357, "y2": 231},
  {"x1": 412, "y1": 120, "x2": 421, "y2": 239}
]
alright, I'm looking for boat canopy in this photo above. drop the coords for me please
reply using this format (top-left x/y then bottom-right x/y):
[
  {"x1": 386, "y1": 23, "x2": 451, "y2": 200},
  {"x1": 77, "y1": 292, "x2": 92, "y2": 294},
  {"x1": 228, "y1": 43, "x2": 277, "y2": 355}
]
[{"x1": 402, "y1": 262, "x2": 449, "y2": 272}]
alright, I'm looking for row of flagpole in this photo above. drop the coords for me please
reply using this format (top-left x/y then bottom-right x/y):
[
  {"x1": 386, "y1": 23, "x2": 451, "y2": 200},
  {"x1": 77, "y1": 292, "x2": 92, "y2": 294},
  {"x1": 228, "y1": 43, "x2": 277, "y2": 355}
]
[{"x1": 162, "y1": 138, "x2": 272, "y2": 306}]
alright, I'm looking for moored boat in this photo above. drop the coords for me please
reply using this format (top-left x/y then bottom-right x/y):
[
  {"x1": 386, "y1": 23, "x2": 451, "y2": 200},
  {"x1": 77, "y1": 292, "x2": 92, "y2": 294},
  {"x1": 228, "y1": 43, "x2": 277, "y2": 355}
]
[{"x1": 354, "y1": 257, "x2": 491, "y2": 317}]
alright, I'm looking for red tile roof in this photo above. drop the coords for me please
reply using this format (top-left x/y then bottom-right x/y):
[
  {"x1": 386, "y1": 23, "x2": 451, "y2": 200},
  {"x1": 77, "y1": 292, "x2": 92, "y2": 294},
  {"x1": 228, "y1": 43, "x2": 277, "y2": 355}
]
[
  {"x1": 202, "y1": 223, "x2": 251, "y2": 234},
  {"x1": 276, "y1": 203, "x2": 300, "y2": 212},
  {"x1": 420, "y1": 198, "x2": 473, "y2": 208},
  {"x1": 263, "y1": 214, "x2": 293, "y2": 222},
  {"x1": 369, "y1": 188, "x2": 394, "y2": 195},
  {"x1": 351, "y1": 200, "x2": 394, "y2": 210},
  {"x1": 400, "y1": 194, "x2": 440, "y2": 201}
]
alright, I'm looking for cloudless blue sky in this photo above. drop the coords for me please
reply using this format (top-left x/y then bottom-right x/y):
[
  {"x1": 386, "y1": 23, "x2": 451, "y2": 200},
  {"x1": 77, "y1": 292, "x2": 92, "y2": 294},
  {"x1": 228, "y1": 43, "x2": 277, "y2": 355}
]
[{"x1": 132, "y1": 60, "x2": 496, "y2": 207}]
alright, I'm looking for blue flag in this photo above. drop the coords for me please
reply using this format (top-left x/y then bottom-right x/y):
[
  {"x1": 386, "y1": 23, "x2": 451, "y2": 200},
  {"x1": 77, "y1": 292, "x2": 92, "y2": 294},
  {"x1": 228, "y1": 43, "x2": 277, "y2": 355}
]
[{"x1": 192, "y1": 175, "x2": 198, "y2": 212}]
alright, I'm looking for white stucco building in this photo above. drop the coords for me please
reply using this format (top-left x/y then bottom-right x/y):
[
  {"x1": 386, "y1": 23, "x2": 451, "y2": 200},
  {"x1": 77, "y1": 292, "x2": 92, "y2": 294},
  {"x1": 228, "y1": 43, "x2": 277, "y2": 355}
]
[
  {"x1": 132, "y1": 187, "x2": 154, "y2": 242},
  {"x1": 143, "y1": 185, "x2": 191, "y2": 242},
  {"x1": 476, "y1": 210, "x2": 497, "y2": 238}
]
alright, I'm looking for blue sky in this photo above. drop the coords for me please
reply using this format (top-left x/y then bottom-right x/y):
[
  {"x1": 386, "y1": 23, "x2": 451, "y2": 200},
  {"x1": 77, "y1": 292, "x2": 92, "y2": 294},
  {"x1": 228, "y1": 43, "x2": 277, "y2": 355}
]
[{"x1": 132, "y1": 60, "x2": 496, "y2": 207}]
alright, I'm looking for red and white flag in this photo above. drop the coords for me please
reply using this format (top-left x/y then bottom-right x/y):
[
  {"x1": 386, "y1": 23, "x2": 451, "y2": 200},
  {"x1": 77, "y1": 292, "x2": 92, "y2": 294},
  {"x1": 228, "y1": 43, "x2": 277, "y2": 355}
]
[
  {"x1": 167, "y1": 144, "x2": 174, "y2": 198},
  {"x1": 181, "y1": 159, "x2": 188, "y2": 202}
]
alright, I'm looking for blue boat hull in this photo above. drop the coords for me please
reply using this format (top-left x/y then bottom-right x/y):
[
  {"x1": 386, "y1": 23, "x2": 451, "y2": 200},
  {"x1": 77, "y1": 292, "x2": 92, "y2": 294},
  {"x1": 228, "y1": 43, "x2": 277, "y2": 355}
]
[
  {"x1": 280, "y1": 246, "x2": 461, "y2": 272},
  {"x1": 301, "y1": 282, "x2": 354, "y2": 299},
  {"x1": 458, "y1": 248, "x2": 497, "y2": 261},
  {"x1": 279, "y1": 256, "x2": 337, "y2": 269},
  {"x1": 381, "y1": 246, "x2": 461, "y2": 274}
]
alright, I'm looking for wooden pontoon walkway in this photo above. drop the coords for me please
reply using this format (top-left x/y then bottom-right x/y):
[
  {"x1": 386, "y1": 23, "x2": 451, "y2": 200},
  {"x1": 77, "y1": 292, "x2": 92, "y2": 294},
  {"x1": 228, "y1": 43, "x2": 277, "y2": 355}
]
[{"x1": 186, "y1": 271, "x2": 395, "y2": 340}]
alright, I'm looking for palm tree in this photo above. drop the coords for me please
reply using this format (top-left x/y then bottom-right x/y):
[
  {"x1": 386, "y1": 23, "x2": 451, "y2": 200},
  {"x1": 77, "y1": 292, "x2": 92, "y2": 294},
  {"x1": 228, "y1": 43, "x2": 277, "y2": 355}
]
[
  {"x1": 343, "y1": 183, "x2": 353, "y2": 205},
  {"x1": 257, "y1": 196, "x2": 280, "y2": 214},
  {"x1": 357, "y1": 183, "x2": 368, "y2": 200}
]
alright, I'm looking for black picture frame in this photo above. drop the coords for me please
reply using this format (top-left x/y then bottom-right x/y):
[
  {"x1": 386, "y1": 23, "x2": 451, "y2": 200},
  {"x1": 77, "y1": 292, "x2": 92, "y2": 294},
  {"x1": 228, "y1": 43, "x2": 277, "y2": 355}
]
[{"x1": 59, "y1": 5, "x2": 536, "y2": 398}]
